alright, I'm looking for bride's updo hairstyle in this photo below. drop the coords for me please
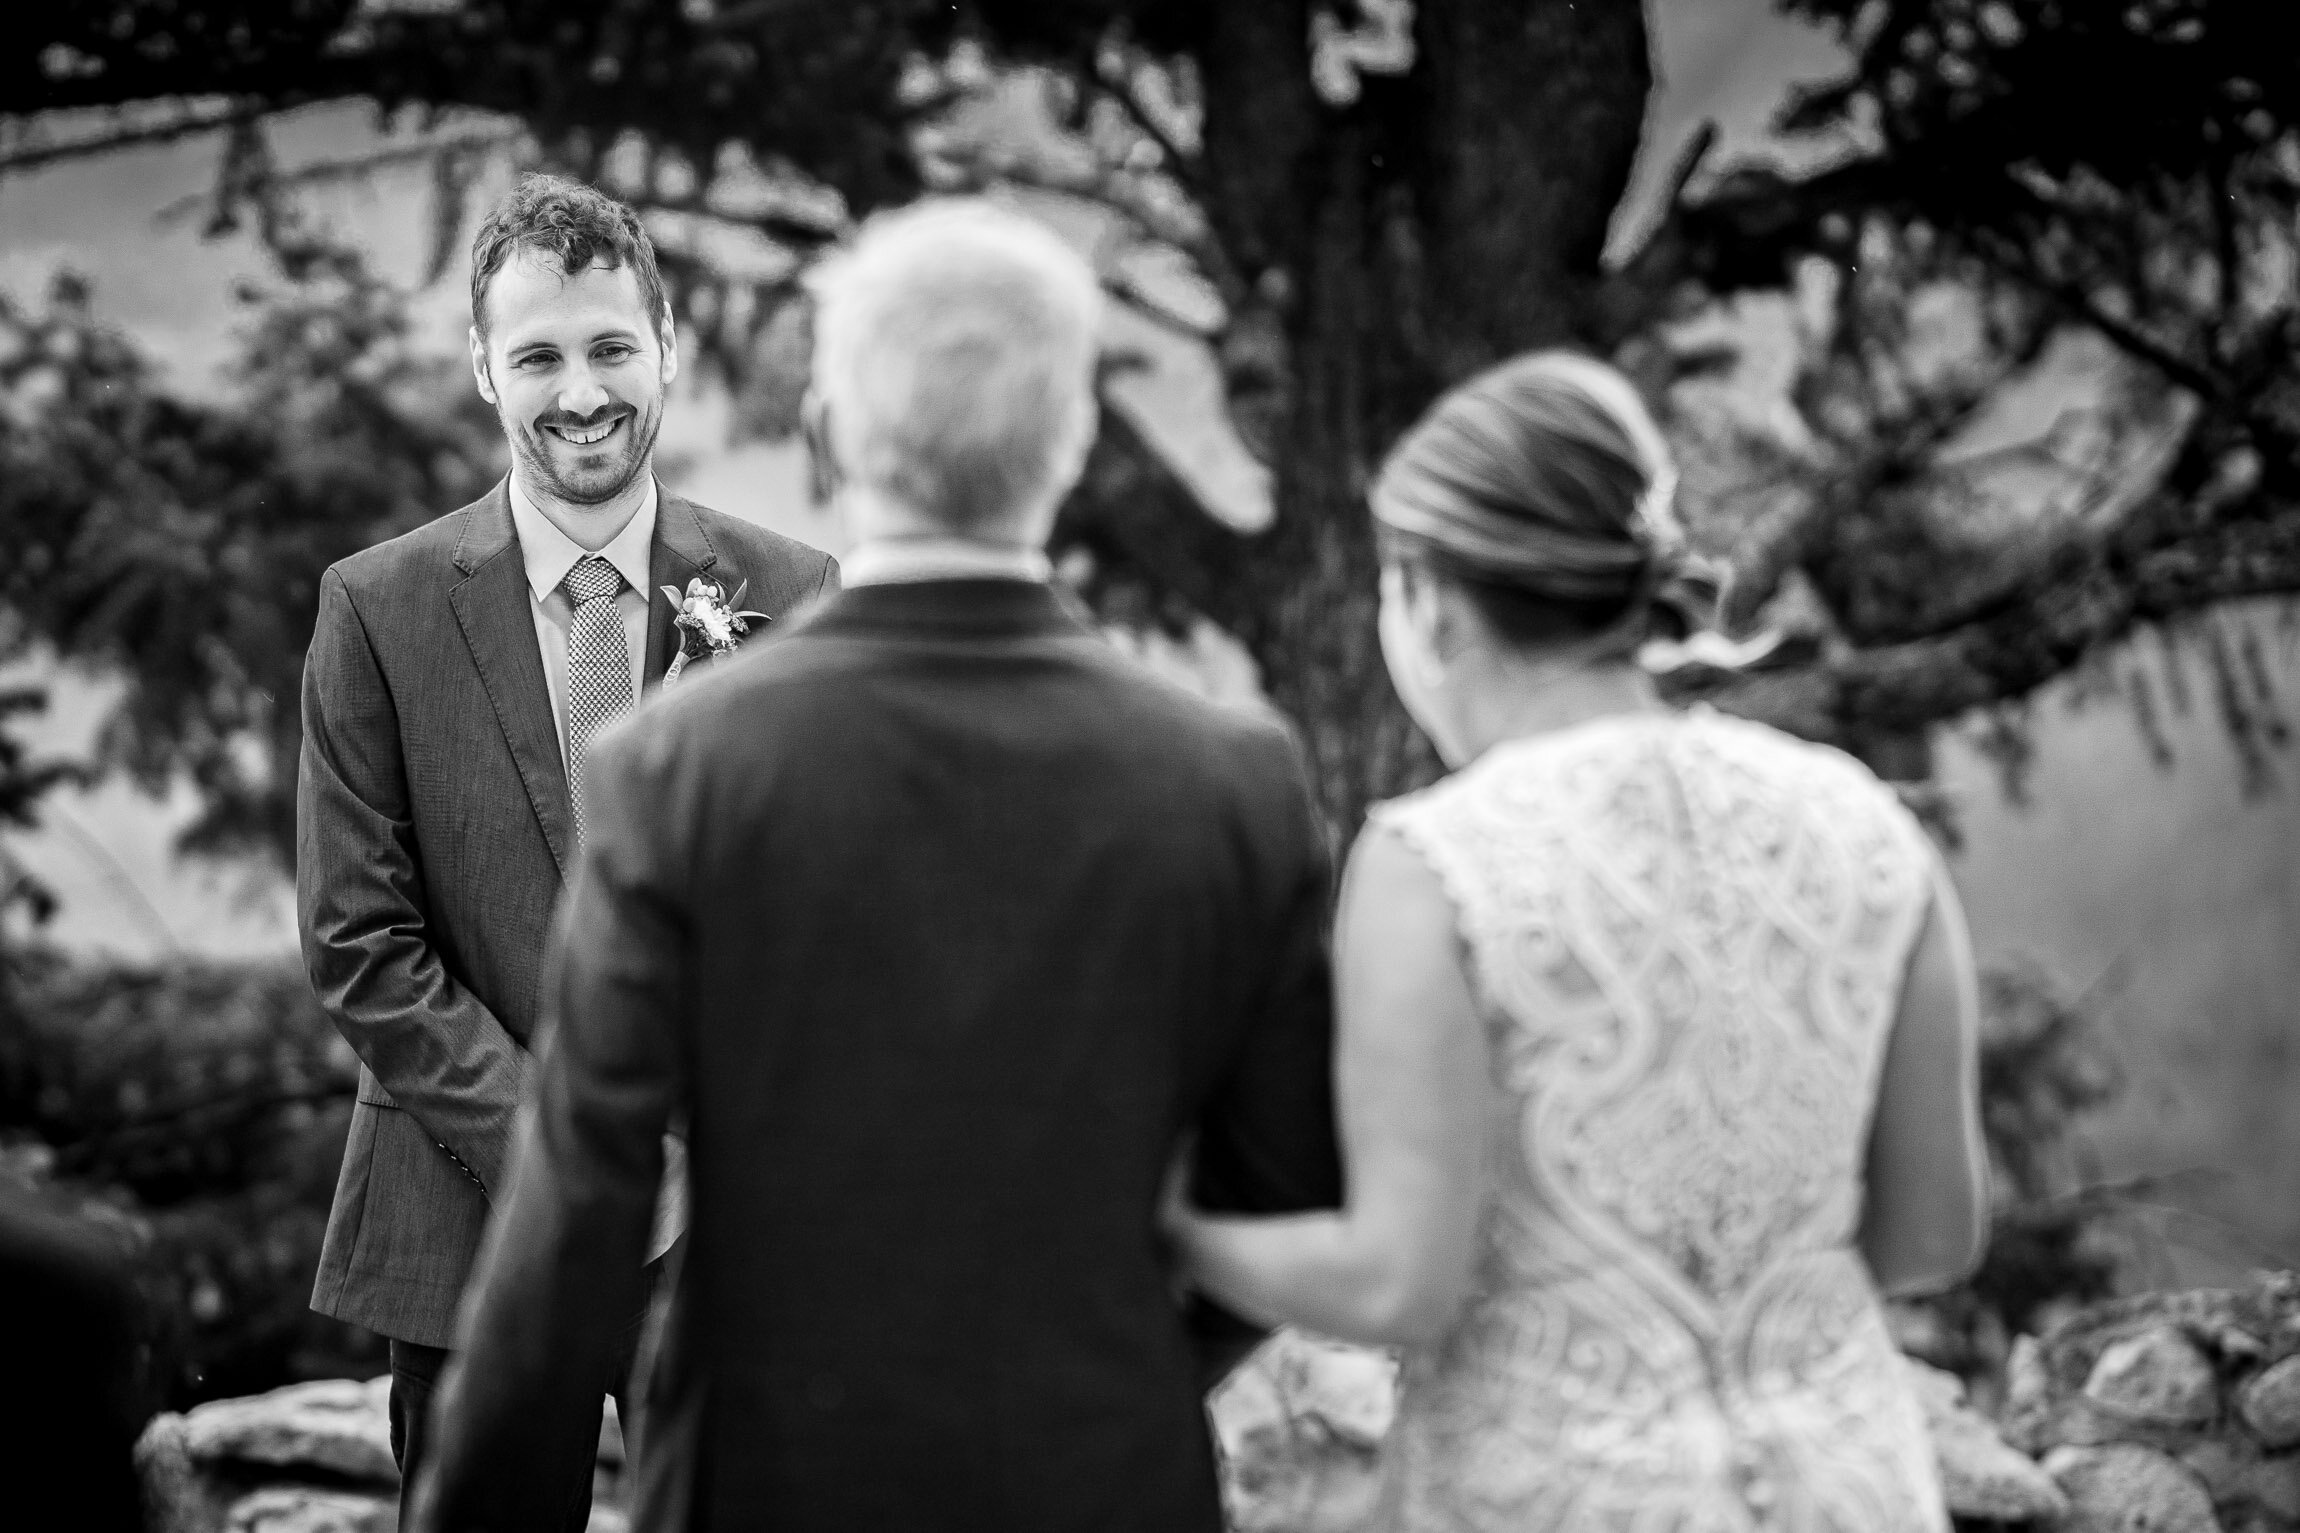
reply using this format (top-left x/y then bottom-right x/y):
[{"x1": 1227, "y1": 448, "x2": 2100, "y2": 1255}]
[{"x1": 1370, "y1": 350, "x2": 1708, "y2": 655}]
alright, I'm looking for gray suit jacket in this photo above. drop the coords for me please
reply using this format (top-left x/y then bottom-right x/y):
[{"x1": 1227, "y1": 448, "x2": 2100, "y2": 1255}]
[{"x1": 297, "y1": 480, "x2": 836, "y2": 1348}]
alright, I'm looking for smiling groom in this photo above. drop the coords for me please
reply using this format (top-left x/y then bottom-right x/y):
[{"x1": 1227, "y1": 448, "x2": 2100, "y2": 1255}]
[{"x1": 296, "y1": 174, "x2": 836, "y2": 1527}]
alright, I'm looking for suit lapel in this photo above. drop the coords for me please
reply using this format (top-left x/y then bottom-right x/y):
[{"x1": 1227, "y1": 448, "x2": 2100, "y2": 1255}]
[
  {"x1": 450, "y1": 483, "x2": 574, "y2": 880},
  {"x1": 645, "y1": 491, "x2": 722, "y2": 694}
]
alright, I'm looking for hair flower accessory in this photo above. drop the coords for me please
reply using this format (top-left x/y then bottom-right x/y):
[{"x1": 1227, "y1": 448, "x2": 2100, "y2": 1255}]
[{"x1": 662, "y1": 576, "x2": 769, "y2": 685}]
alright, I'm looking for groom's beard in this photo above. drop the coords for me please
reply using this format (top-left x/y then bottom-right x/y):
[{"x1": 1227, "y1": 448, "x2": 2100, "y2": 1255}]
[{"x1": 508, "y1": 393, "x2": 665, "y2": 508}]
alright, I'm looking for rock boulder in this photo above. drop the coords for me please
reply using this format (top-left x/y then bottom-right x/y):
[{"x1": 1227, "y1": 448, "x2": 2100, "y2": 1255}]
[
  {"x1": 180, "y1": 1377, "x2": 398, "y2": 1484},
  {"x1": 2241, "y1": 1356, "x2": 2300, "y2": 1450},
  {"x1": 222, "y1": 1487, "x2": 395, "y2": 1533},
  {"x1": 134, "y1": 1374, "x2": 633, "y2": 1533},
  {"x1": 2001, "y1": 1273, "x2": 2300, "y2": 1532},
  {"x1": 2045, "y1": 1443, "x2": 2223, "y2": 1533},
  {"x1": 2086, "y1": 1328, "x2": 2222, "y2": 1428},
  {"x1": 1902, "y1": 1358, "x2": 2070, "y2": 1523}
]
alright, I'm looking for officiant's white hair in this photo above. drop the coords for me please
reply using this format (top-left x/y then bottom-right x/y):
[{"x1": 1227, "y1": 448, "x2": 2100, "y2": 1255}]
[{"x1": 810, "y1": 198, "x2": 1102, "y2": 534}]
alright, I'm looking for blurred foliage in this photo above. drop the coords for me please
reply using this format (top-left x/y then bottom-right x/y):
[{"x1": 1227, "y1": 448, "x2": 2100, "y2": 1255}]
[
  {"x1": 0, "y1": 690, "x2": 75, "y2": 926},
  {"x1": 0, "y1": 2, "x2": 2295, "y2": 830},
  {"x1": 1654, "y1": 0, "x2": 2300, "y2": 776},
  {"x1": 1891, "y1": 960, "x2": 2227, "y2": 1410},
  {"x1": 0, "y1": 948, "x2": 377, "y2": 1409},
  {"x1": 0, "y1": 169, "x2": 503, "y2": 869}
]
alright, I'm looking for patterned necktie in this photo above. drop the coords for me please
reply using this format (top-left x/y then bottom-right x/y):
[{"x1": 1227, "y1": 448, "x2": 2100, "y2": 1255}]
[{"x1": 562, "y1": 555, "x2": 633, "y2": 846}]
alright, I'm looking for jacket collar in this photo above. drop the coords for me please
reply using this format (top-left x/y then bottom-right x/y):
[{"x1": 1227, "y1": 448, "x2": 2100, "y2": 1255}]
[
  {"x1": 805, "y1": 578, "x2": 1094, "y2": 642},
  {"x1": 449, "y1": 481, "x2": 573, "y2": 876},
  {"x1": 450, "y1": 479, "x2": 518, "y2": 576},
  {"x1": 840, "y1": 537, "x2": 1051, "y2": 588},
  {"x1": 451, "y1": 476, "x2": 702, "y2": 578}
]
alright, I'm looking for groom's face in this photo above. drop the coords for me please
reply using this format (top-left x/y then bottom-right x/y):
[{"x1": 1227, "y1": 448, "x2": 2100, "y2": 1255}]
[{"x1": 470, "y1": 253, "x2": 677, "y2": 509}]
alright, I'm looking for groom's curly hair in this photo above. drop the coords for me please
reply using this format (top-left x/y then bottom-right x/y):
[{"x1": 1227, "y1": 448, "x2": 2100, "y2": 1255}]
[{"x1": 469, "y1": 173, "x2": 671, "y2": 344}]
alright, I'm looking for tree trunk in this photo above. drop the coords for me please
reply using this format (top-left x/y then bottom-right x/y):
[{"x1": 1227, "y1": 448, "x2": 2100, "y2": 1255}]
[{"x1": 1191, "y1": 0, "x2": 1655, "y2": 838}]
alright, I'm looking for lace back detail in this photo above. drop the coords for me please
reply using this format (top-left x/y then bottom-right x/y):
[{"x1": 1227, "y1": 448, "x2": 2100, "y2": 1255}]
[{"x1": 1366, "y1": 711, "x2": 1948, "y2": 1533}]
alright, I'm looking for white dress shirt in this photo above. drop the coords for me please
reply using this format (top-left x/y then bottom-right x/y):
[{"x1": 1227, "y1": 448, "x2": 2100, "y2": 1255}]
[
  {"x1": 506, "y1": 475, "x2": 658, "y2": 769},
  {"x1": 840, "y1": 535, "x2": 1051, "y2": 587},
  {"x1": 506, "y1": 476, "x2": 687, "y2": 1263}
]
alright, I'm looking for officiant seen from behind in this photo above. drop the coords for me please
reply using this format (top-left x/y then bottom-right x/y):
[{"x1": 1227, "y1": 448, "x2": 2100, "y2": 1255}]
[{"x1": 409, "y1": 197, "x2": 1343, "y2": 1533}]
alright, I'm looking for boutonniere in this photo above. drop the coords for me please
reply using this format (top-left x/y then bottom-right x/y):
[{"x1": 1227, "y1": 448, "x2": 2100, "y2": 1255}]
[{"x1": 662, "y1": 576, "x2": 769, "y2": 685}]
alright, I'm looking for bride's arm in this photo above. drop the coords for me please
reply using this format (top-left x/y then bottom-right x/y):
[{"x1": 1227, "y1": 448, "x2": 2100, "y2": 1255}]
[
  {"x1": 1858, "y1": 852, "x2": 1989, "y2": 1295},
  {"x1": 1173, "y1": 824, "x2": 1495, "y2": 1347}
]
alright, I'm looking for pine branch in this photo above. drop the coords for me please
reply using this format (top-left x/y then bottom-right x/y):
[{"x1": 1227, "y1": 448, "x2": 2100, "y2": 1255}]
[
  {"x1": 0, "y1": 98, "x2": 276, "y2": 174},
  {"x1": 1965, "y1": 219, "x2": 2226, "y2": 406},
  {"x1": 150, "y1": 125, "x2": 522, "y2": 226},
  {"x1": 622, "y1": 188, "x2": 847, "y2": 255},
  {"x1": 1684, "y1": 489, "x2": 2300, "y2": 747},
  {"x1": 1092, "y1": 53, "x2": 1205, "y2": 198},
  {"x1": 1102, "y1": 271, "x2": 1221, "y2": 341}
]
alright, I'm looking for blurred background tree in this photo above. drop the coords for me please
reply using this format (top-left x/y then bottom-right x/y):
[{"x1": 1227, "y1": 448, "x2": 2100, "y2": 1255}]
[
  {"x1": 1649, "y1": 0, "x2": 2300, "y2": 787},
  {"x1": 2, "y1": 0, "x2": 2289, "y2": 841},
  {"x1": 0, "y1": 185, "x2": 501, "y2": 867},
  {"x1": 0, "y1": 0, "x2": 2292, "y2": 1405}
]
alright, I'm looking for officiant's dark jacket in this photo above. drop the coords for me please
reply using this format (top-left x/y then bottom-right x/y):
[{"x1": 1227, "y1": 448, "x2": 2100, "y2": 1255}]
[
  {"x1": 413, "y1": 578, "x2": 1343, "y2": 1533},
  {"x1": 296, "y1": 480, "x2": 836, "y2": 1349}
]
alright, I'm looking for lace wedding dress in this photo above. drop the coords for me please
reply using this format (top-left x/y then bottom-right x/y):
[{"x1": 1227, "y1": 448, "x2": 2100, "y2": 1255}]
[{"x1": 1367, "y1": 709, "x2": 1948, "y2": 1533}]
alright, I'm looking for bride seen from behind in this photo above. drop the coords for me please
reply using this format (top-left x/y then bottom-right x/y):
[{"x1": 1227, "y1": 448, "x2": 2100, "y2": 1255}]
[{"x1": 1167, "y1": 352, "x2": 1991, "y2": 1532}]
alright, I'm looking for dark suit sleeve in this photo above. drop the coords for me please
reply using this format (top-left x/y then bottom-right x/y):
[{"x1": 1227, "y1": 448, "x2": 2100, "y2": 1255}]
[
  {"x1": 1186, "y1": 720, "x2": 1344, "y2": 1383},
  {"x1": 408, "y1": 718, "x2": 686, "y2": 1533},
  {"x1": 297, "y1": 566, "x2": 533, "y2": 1194}
]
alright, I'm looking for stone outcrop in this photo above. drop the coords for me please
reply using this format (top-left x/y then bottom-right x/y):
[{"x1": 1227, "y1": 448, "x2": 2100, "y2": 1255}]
[
  {"x1": 1205, "y1": 1332, "x2": 2065, "y2": 1531},
  {"x1": 178, "y1": 1378, "x2": 397, "y2": 1484},
  {"x1": 2043, "y1": 1444, "x2": 2222, "y2": 1533},
  {"x1": 2002, "y1": 1270, "x2": 2300, "y2": 1533},
  {"x1": 220, "y1": 1487, "x2": 395, "y2": 1533},
  {"x1": 134, "y1": 1274, "x2": 2300, "y2": 1533},
  {"x1": 2241, "y1": 1357, "x2": 2300, "y2": 1451},
  {"x1": 1900, "y1": 1355, "x2": 2071, "y2": 1524},
  {"x1": 133, "y1": 1377, "x2": 628, "y2": 1533},
  {"x1": 2086, "y1": 1327, "x2": 2225, "y2": 1428}
]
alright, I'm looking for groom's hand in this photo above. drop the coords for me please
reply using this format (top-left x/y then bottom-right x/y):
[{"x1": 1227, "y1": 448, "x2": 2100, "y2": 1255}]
[
  {"x1": 645, "y1": 1130, "x2": 688, "y2": 1265},
  {"x1": 298, "y1": 566, "x2": 535, "y2": 1195}
]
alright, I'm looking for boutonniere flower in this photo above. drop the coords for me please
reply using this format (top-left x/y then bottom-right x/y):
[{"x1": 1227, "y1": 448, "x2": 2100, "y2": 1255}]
[{"x1": 662, "y1": 576, "x2": 769, "y2": 685}]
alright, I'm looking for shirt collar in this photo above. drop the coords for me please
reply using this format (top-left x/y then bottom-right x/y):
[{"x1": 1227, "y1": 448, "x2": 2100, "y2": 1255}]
[
  {"x1": 507, "y1": 474, "x2": 659, "y2": 604},
  {"x1": 840, "y1": 536, "x2": 1052, "y2": 589}
]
